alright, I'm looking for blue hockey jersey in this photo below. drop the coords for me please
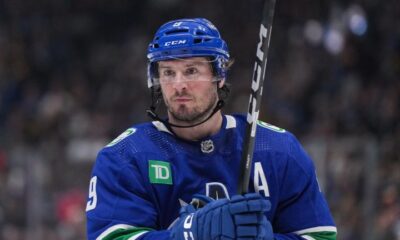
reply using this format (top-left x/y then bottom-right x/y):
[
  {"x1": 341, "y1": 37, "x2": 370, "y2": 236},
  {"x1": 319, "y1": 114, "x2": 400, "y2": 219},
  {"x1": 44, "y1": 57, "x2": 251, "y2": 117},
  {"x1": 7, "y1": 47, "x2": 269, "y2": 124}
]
[{"x1": 86, "y1": 114, "x2": 336, "y2": 240}]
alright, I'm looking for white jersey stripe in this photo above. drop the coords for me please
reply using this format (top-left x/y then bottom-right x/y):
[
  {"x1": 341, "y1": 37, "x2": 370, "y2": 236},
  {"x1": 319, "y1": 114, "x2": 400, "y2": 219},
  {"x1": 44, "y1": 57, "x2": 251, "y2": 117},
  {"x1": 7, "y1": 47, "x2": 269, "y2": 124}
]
[
  {"x1": 96, "y1": 224, "x2": 136, "y2": 240},
  {"x1": 128, "y1": 231, "x2": 149, "y2": 240},
  {"x1": 225, "y1": 115, "x2": 237, "y2": 129},
  {"x1": 152, "y1": 121, "x2": 173, "y2": 134},
  {"x1": 294, "y1": 226, "x2": 337, "y2": 235},
  {"x1": 301, "y1": 236, "x2": 316, "y2": 240}
]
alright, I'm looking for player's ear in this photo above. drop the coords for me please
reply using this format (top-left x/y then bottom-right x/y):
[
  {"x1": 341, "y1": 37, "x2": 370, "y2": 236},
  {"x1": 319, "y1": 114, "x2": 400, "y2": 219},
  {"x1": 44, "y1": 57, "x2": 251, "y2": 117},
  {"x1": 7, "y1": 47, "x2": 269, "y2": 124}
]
[{"x1": 218, "y1": 79, "x2": 225, "y2": 88}]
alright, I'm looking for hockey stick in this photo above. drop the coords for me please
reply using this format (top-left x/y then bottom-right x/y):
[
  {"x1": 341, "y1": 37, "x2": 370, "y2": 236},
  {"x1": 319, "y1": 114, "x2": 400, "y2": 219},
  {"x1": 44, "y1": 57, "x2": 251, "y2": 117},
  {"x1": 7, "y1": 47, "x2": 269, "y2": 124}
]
[{"x1": 238, "y1": 0, "x2": 277, "y2": 194}]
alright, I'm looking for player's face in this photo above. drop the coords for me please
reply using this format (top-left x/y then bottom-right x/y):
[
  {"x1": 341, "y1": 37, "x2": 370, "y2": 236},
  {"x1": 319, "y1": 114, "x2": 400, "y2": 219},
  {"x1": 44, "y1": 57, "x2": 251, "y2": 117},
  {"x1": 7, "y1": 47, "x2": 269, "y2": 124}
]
[{"x1": 158, "y1": 57, "x2": 220, "y2": 124}]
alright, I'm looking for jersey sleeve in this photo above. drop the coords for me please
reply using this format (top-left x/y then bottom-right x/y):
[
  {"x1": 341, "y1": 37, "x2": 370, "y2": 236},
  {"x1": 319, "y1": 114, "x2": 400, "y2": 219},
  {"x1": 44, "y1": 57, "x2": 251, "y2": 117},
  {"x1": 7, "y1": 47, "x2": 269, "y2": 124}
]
[
  {"x1": 86, "y1": 146, "x2": 171, "y2": 240},
  {"x1": 273, "y1": 133, "x2": 337, "y2": 239}
]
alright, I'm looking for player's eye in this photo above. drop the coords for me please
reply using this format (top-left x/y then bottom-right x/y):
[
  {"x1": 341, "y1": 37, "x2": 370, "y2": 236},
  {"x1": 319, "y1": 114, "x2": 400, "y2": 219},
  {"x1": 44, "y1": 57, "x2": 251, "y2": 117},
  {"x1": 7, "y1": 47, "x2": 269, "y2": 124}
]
[
  {"x1": 184, "y1": 67, "x2": 199, "y2": 79},
  {"x1": 161, "y1": 69, "x2": 175, "y2": 77}
]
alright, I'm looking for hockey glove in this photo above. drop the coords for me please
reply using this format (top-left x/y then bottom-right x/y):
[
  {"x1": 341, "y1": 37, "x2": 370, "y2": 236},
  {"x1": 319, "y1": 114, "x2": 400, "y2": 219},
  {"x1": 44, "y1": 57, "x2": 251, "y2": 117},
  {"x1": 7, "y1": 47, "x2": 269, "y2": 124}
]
[
  {"x1": 170, "y1": 193, "x2": 273, "y2": 240},
  {"x1": 229, "y1": 193, "x2": 274, "y2": 240}
]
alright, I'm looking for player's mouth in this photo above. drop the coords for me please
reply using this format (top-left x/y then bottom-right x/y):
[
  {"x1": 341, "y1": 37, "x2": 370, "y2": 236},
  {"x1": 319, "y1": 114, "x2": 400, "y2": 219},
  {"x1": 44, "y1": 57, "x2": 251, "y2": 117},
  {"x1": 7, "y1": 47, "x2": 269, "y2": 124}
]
[{"x1": 173, "y1": 96, "x2": 193, "y2": 103}]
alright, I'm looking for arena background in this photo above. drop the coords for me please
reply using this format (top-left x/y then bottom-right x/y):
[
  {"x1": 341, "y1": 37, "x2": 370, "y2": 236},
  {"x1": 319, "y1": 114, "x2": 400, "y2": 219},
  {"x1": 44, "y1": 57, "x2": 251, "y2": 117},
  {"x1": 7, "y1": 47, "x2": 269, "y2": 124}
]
[{"x1": 0, "y1": 0, "x2": 398, "y2": 239}]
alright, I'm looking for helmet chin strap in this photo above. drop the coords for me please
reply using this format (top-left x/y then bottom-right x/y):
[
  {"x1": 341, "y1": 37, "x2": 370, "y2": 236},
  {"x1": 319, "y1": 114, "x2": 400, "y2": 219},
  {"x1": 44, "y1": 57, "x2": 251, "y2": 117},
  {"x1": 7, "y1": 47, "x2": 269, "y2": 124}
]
[{"x1": 146, "y1": 100, "x2": 224, "y2": 128}]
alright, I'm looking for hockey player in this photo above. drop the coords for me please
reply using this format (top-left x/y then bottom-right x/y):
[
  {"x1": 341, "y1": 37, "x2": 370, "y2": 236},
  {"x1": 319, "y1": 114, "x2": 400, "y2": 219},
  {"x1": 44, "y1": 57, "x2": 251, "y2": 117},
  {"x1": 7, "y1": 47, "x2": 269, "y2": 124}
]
[{"x1": 86, "y1": 18, "x2": 337, "y2": 240}]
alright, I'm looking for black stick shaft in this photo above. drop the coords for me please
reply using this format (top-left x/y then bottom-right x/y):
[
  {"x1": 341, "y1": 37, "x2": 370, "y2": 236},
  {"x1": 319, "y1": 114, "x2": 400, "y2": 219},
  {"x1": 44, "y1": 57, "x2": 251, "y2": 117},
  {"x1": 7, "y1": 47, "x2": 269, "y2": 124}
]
[{"x1": 238, "y1": 0, "x2": 277, "y2": 194}]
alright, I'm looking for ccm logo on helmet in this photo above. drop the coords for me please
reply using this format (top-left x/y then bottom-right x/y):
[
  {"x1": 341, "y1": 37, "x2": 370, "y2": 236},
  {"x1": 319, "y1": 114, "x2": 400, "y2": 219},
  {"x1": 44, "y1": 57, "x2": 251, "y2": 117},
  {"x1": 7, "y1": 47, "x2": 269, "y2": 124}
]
[{"x1": 164, "y1": 40, "x2": 187, "y2": 46}]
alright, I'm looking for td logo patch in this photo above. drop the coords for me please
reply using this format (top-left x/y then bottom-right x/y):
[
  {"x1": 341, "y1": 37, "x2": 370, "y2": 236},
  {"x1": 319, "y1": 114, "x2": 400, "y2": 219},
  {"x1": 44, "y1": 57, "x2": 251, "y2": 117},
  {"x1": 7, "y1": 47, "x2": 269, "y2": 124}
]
[{"x1": 148, "y1": 160, "x2": 173, "y2": 185}]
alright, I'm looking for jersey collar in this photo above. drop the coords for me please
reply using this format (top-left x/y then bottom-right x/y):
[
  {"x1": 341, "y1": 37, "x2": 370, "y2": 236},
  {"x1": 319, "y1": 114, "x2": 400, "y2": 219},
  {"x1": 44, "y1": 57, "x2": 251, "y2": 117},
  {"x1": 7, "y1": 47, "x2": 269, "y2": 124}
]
[{"x1": 152, "y1": 114, "x2": 237, "y2": 135}]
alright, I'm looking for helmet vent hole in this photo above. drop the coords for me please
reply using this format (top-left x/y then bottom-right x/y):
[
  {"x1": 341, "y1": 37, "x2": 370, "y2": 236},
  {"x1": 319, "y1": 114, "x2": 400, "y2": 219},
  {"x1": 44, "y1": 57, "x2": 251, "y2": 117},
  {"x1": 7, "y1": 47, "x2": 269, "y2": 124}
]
[
  {"x1": 153, "y1": 43, "x2": 159, "y2": 48},
  {"x1": 204, "y1": 38, "x2": 211, "y2": 42},
  {"x1": 196, "y1": 31, "x2": 206, "y2": 35},
  {"x1": 193, "y1": 38, "x2": 202, "y2": 44}
]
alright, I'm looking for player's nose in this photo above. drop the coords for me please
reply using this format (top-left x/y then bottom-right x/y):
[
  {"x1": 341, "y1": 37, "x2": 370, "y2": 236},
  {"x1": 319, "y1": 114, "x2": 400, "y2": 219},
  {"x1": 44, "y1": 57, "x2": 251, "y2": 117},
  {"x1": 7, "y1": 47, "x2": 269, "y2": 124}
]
[{"x1": 172, "y1": 73, "x2": 188, "y2": 91}]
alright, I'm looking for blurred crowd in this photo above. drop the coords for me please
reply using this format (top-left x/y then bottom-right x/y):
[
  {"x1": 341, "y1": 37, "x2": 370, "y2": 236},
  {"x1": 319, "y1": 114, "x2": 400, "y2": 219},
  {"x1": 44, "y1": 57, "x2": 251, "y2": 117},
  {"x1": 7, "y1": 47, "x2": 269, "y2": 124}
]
[{"x1": 0, "y1": 0, "x2": 398, "y2": 239}]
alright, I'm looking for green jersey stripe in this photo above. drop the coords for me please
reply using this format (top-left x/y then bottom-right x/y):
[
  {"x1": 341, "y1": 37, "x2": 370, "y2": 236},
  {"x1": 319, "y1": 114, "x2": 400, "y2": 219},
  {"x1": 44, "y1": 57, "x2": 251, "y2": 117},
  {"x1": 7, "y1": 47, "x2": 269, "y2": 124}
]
[
  {"x1": 97, "y1": 224, "x2": 135, "y2": 240},
  {"x1": 97, "y1": 224, "x2": 152, "y2": 240},
  {"x1": 301, "y1": 231, "x2": 337, "y2": 240}
]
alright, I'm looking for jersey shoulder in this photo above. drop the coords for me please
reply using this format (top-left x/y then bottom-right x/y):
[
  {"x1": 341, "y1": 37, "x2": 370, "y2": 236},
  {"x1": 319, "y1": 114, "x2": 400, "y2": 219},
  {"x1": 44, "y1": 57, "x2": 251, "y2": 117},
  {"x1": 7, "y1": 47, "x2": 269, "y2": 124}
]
[
  {"x1": 91, "y1": 121, "x2": 169, "y2": 176},
  {"x1": 232, "y1": 114, "x2": 314, "y2": 167},
  {"x1": 232, "y1": 114, "x2": 296, "y2": 153},
  {"x1": 233, "y1": 114, "x2": 316, "y2": 179},
  {"x1": 254, "y1": 119, "x2": 294, "y2": 153},
  {"x1": 100, "y1": 121, "x2": 165, "y2": 157}
]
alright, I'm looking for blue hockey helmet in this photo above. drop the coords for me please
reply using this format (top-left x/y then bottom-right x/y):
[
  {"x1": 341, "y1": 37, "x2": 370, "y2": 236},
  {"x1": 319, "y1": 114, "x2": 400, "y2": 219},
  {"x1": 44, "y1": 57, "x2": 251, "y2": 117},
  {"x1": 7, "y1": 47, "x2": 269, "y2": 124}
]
[{"x1": 147, "y1": 18, "x2": 230, "y2": 88}]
